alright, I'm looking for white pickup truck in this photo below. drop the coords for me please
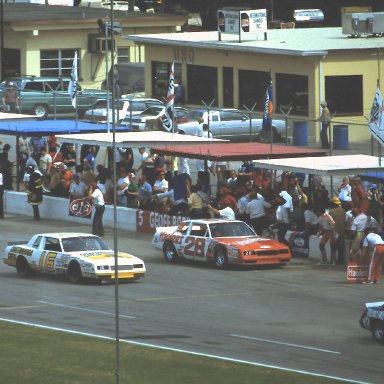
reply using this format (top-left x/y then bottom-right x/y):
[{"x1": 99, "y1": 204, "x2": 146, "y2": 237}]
[{"x1": 177, "y1": 108, "x2": 288, "y2": 142}]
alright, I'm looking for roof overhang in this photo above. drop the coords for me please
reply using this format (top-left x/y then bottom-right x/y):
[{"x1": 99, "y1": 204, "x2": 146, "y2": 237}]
[
  {"x1": 152, "y1": 142, "x2": 327, "y2": 161},
  {"x1": 56, "y1": 131, "x2": 225, "y2": 148},
  {"x1": 251, "y1": 154, "x2": 384, "y2": 176}
]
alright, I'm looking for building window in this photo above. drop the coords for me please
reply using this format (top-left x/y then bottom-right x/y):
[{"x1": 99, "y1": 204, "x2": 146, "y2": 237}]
[
  {"x1": 40, "y1": 49, "x2": 79, "y2": 78},
  {"x1": 151, "y1": 61, "x2": 182, "y2": 100},
  {"x1": 187, "y1": 65, "x2": 217, "y2": 106},
  {"x1": 238, "y1": 70, "x2": 270, "y2": 111},
  {"x1": 276, "y1": 73, "x2": 308, "y2": 116},
  {"x1": 117, "y1": 48, "x2": 130, "y2": 63},
  {"x1": 325, "y1": 75, "x2": 363, "y2": 115}
]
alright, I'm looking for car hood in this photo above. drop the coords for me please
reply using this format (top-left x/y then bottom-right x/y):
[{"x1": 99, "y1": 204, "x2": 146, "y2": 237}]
[
  {"x1": 74, "y1": 251, "x2": 142, "y2": 264},
  {"x1": 214, "y1": 236, "x2": 289, "y2": 250}
]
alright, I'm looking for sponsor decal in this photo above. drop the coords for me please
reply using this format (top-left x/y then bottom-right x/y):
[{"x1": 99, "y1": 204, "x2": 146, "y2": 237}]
[
  {"x1": 367, "y1": 308, "x2": 384, "y2": 320},
  {"x1": 10, "y1": 246, "x2": 33, "y2": 257},
  {"x1": 69, "y1": 198, "x2": 92, "y2": 218},
  {"x1": 347, "y1": 263, "x2": 369, "y2": 283}
]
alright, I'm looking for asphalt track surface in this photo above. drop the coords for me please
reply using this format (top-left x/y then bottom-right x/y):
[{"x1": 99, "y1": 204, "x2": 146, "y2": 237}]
[{"x1": 0, "y1": 214, "x2": 383, "y2": 384}]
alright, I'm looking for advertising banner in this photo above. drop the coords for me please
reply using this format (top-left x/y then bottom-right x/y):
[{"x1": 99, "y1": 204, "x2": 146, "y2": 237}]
[
  {"x1": 136, "y1": 210, "x2": 189, "y2": 233},
  {"x1": 240, "y1": 9, "x2": 267, "y2": 33},
  {"x1": 217, "y1": 10, "x2": 240, "y2": 34},
  {"x1": 347, "y1": 263, "x2": 369, "y2": 283}
]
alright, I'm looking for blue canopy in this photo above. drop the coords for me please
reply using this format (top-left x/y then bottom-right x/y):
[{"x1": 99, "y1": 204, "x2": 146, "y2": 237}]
[
  {"x1": 360, "y1": 171, "x2": 384, "y2": 182},
  {"x1": 0, "y1": 119, "x2": 130, "y2": 135}
]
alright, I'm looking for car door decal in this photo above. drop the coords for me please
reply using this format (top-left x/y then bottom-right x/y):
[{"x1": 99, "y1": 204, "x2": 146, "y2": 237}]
[
  {"x1": 184, "y1": 237, "x2": 206, "y2": 258},
  {"x1": 39, "y1": 251, "x2": 58, "y2": 273}
]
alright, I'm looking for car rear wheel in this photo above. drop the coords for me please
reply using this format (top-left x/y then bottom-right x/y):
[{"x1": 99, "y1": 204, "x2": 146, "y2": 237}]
[
  {"x1": 372, "y1": 322, "x2": 384, "y2": 344},
  {"x1": 16, "y1": 256, "x2": 32, "y2": 277},
  {"x1": 68, "y1": 261, "x2": 82, "y2": 284},
  {"x1": 214, "y1": 247, "x2": 228, "y2": 269},
  {"x1": 163, "y1": 242, "x2": 178, "y2": 263},
  {"x1": 33, "y1": 104, "x2": 49, "y2": 119}
]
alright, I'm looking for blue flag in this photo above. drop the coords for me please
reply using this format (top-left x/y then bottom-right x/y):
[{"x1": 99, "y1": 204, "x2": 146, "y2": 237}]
[{"x1": 262, "y1": 76, "x2": 273, "y2": 131}]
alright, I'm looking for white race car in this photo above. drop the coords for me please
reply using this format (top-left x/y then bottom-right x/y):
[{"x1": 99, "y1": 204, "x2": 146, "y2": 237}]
[{"x1": 3, "y1": 233, "x2": 146, "y2": 283}]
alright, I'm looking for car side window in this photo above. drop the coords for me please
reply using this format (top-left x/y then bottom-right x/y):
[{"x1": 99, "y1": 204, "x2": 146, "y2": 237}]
[
  {"x1": 23, "y1": 81, "x2": 44, "y2": 92},
  {"x1": 220, "y1": 111, "x2": 231, "y2": 121},
  {"x1": 32, "y1": 236, "x2": 43, "y2": 249},
  {"x1": 190, "y1": 224, "x2": 208, "y2": 237},
  {"x1": 211, "y1": 114, "x2": 219, "y2": 122},
  {"x1": 44, "y1": 237, "x2": 62, "y2": 252}
]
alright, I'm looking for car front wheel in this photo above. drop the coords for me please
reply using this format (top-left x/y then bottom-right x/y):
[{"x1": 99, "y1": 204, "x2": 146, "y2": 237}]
[
  {"x1": 372, "y1": 322, "x2": 384, "y2": 344},
  {"x1": 214, "y1": 247, "x2": 228, "y2": 268},
  {"x1": 33, "y1": 104, "x2": 49, "y2": 119},
  {"x1": 68, "y1": 261, "x2": 82, "y2": 283},
  {"x1": 163, "y1": 242, "x2": 178, "y2": 263}
]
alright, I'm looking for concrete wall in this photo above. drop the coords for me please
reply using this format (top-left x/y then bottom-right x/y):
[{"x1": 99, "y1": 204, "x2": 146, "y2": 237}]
[{"x1": 3, "y1": 191, "x2": 137, "y2": 232}]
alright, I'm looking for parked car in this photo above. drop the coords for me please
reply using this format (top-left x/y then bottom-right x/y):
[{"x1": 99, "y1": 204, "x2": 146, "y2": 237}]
[
  {"x1": 2, "y1": 233, "x2": 146, "y2": 283},
  {"x1": 360, "y1": 301, "x2": 384, "y2": 344},
  {"x1": 152, "y1": 219, "x2": 291, "y2": 268},
  {"x1": 176, "y1": 108, "x2": 288, "y2": 142},
  {"x1": 125, "y1": 105, "x2": 188, "y2": 131},
  {"x1": 0, "y1": 76, "x2": 110, "y2": 119},
  {"x1": 83, "y1": 97, "x2": 163, "y2": 124}
]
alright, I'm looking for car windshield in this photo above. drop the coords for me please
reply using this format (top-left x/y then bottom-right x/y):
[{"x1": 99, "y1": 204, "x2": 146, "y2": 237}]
[
  {"x1": 61, "y1": 236, "x2": 111, "y2": 252},
  {"x1": 209, "y1": 222, "x2": 255, "y2": 237}
]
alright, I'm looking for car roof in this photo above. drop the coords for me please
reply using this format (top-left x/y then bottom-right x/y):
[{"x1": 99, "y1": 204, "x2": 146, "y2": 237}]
[
  {"x1": 8, "y1": 76, "x2": 71, "y2": 82},
  {"x1": 35, "y1": 233, "x2": 99, "y2": 239},
  {"x1": 183, "y1": 219, "x2": 244, "y2": 225}
]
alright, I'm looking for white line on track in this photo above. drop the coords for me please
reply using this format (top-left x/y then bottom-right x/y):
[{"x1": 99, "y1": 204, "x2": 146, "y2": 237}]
[
  {"x1": 231, "y1": 334, "x2": 341, "y2": 354},
  {"x1": 37, "y1": 300, "x2": 135, "y2": 319},
  {"x1": 0, "y1": 317, "x2": 370, "y2": 384}
]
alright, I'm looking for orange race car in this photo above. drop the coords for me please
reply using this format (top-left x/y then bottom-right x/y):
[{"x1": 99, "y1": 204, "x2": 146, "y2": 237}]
[{"x1": 152, "y1": 219, "x2": 291, "y2": 268}]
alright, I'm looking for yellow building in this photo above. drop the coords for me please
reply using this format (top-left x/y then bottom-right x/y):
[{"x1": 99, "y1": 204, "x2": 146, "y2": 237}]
[
  {"x1": 1, "y1": 3, "x2": 187, "y2": 89},
  {"x1": 127, "y1": 27, "x2": 384, "y2": 142}
]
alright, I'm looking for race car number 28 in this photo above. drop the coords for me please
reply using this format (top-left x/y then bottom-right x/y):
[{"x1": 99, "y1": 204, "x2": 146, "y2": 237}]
[{"x1": 183, "y1": 237, "x2": 206, "y2": 257}]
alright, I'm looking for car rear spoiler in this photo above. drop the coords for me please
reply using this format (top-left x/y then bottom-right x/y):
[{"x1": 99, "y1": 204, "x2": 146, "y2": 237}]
[{"x1": 7, "y1": 241, "x2": 28, "y2": 246}]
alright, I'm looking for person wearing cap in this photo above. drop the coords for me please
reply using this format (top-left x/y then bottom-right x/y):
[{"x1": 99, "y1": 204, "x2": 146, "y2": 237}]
[
  {"x1": 2, "y1": 82, "x2": 19, "y2": 113},
  {"x1": 25, "y1": 165, "x2": 43, "y2": 220},
  {"x1": 329, "y1": 196, "x2": 347, "y2": 265},
  {"x1": 318, "y1": 100, "x2": 330, "y2": 149},
  {"x1": 88, "y1": 183, "x2": 105, "y2": 237},
  {"x1": 316, "y1": 206, "x2": 337, "y2": 265},
  {"x1": 361, "y1": 226, "x2": 384, "y2": 284}
]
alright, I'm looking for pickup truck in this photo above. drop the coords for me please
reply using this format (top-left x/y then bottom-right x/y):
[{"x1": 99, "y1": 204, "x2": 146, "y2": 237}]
[
  {"x1": 176, "y1": 108, "x2": 288, "y2": 142},
  {"x1": 1, "y1": 76, "x2": 110, "y2": 119}
]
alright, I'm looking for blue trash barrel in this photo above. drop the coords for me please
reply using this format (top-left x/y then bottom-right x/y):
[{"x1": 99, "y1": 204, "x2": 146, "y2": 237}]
[
  {"x1": 292, "y1": 121, "x2": 308, "y2": 146},
  {"x1": 333, "y1": 125, "x2": 348, "y2": 150}
]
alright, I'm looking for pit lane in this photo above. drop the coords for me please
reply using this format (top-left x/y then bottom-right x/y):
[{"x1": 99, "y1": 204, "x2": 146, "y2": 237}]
[{"x1": 0, "y1": 214, "x2": 383, "y2": 384}]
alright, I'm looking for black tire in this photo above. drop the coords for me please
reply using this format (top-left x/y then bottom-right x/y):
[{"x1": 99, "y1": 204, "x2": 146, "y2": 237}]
[
  {"x1": 163, "y1": 242, "x2": 178, "y2": 263},
  {"x1": 33, "y1": 104, "x2": 49, "y2": 119},
  {"x1": 372, "y1": 322, "x2": 384, "y2": 344},
  {"x1": 214, "y1": 247, "x2": 228, "y2": 269},
  {"x1": 16, "y1": 256, "x2": 32, "y2": 278},
  {"x1": 258, "y1": 127, "x2": 278, "y2": 143},
  {"x1": 68, "y1": 261, "x2": 82, "y2": 284}
]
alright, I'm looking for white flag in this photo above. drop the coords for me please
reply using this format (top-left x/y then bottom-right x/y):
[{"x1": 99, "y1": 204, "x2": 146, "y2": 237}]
[
  {"x1": 163, "y1": 62, "x2": 175, "y2": 132},
  {"x1": 368, "y1": 87, "x2": 384, "y2": 145},
  {"x1": 68, "y1": 51, "x2": 78, "y2": 108}
]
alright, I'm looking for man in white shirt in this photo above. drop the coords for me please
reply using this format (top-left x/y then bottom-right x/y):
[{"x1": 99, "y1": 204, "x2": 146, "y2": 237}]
[
  {"x1": 39, "y1": 148, "x2": 52, "y2": 175},
  {"x1": 153, "y1": 171, "x2": 168, "y2": 194},
  {"x1": 246, "y1": 194, "x2": 271, "y2": 235},
  {"x1": 350, "y1": 210, "x2": 368, "y2": 262},
  {"x1": 207, "y1": 202, "x2": 236, "y2": 220},
  {"x1": 116, "y1": 167, "x2": 130, "y2": 207},
  {"x1": 362, "y1": 227, "x2": 384, "y2": 284},
  {"x1": 88, "y1": 183, "x2": 105, "y2": 237}
]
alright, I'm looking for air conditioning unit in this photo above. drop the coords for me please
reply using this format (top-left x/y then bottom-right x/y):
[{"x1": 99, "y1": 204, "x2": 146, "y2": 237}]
[
  {"x1": 342, "y1": 12, "x2": 384, "y2": 36},
  {"x1": 88, "y1": 34, "x2": 115, "y2": 53}
]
